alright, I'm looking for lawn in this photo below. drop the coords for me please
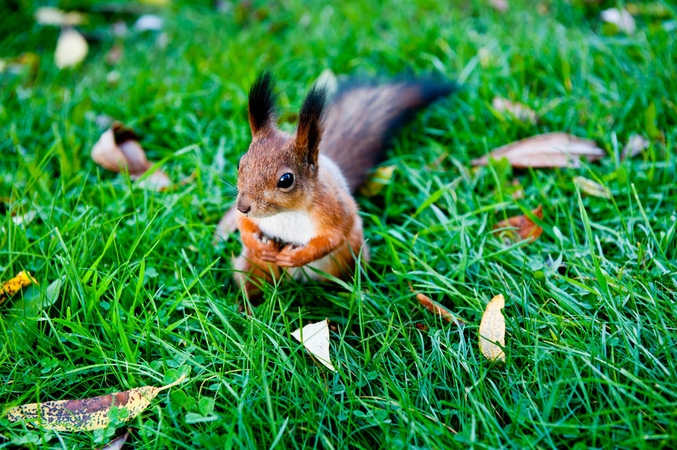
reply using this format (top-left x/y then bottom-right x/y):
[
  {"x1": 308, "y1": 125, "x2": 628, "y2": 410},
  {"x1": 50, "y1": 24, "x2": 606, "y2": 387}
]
[{"x1": 1, "y1": 0, "x2": 676, "y2": 448}]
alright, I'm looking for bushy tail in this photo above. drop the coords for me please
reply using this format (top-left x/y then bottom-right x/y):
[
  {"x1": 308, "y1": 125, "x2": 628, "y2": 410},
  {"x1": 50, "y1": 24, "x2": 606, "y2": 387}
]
[{"x1": 319, "y1": 78, "x2": 456, "y2": 192}]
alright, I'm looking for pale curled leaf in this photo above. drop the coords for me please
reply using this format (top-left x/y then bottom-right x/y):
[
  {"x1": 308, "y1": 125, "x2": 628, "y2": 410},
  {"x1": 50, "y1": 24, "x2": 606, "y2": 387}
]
[
  {"x1": 5, "y1": 375, "x2": 186, "y2": 431},
  {"x1": 291, "y1": 320, "x2": 335, "y2": 371},
  {"x1": 489, "y1": 0, "x2": 508, "y2": 12},
  {"x1": 492, "y1": 97, "x2": 537, "y2": 124},
  {"x1": 415, "y1": 293, "x2": 464, "y2": 326},
  {"x1": 36, "y1": 7, "x2": 86, "y2": 26},
  {"x1": 55, "y1": 28, "x2": 88, "y2": 69},
  {"x1": 621, "y1": 134, "x2": 649, "y2": 160},
  {"x1": 601, "y1": 8, "x2": 636, "y2": 34},
  {"x1": 479, "y1": 294, "x2": 506, "y2": 362},
  {"x1": 574, "y1": 176, "x2": 610, "y2": 199},
  {"x1": 493, "y1": 205, "x2": 543, "y2": 242},
  {"x1": 134, "y1": 15, "x2": 163, "y2": 32},
  {"x1": 471, "y1": 133, "x2": 605, "y2": 168},
  {"x1": 91, "y1": 123, "x2": 171, "y2": 191}
]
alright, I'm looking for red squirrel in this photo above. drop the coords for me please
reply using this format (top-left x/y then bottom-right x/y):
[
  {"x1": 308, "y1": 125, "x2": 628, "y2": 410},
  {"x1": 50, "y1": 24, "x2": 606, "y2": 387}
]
[{"x1": 232, "y1": 72, "x2": 455, "y2": 297}]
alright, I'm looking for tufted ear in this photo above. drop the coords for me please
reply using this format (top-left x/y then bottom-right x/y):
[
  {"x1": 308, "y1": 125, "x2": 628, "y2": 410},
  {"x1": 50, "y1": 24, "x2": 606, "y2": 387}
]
[
  {"x1": 295, "y1": 84, "x2": 326, "y2": 166},
  {"x1": 248, "y1": 71, "x2": 277, "y2": 137}
]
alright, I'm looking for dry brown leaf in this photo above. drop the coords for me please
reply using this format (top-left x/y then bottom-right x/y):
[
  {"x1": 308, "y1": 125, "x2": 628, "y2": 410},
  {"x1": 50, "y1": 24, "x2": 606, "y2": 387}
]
[
  {"x1": 493, "y1": 205, "x2": 543, "y2": 242},
  {"x1": 91, "y1": 123, "x2": 171, "y2": 191},
  {"x1": 621, "y1": 134, "x2": 649, "y2": 160},
  {"x1": 359, "y1": 165, "x2": 396, "y2": 197},
  {"x1": 471, "y1": 132, "x2": 605, "y2": 168},
  {"x1": 1, "y1": 271, "x2": 38, "y2": 306},
  {"x1": 105, "y1": 43, "x2": 124, "y2": 66},
  {"x1": 415, "y1": 293, "x2": 465, "y2": 326},
  {"x1": 99, "y1": 430, "x2": 130, "y2": 450},
  {"x1": 492, "y1": 97, "x2": 537, "y2": 124},
  {"x1": 55, "y1": 28, "x2": 88, "y2": 69},
  {"x1": 574, "y1": 176, "x2": 611, "y2": 199},
  {"x1": 5, "y1": 376, "x2": 186, "y2": 431},
  {"x1": 479, "y1": 294, "x2": 506, "y2": 362}
]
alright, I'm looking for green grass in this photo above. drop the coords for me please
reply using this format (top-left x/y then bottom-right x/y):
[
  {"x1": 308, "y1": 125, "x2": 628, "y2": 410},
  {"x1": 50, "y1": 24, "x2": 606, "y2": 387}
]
[{"x1": 1, "y1": 0, "x2": 676, "y2": 448}]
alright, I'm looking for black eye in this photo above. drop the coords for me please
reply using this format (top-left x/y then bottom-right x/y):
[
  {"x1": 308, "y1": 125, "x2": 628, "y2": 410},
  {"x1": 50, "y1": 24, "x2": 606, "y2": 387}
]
[{"x1": 277, "y1": 173, "x2": 294, "y2": 189}]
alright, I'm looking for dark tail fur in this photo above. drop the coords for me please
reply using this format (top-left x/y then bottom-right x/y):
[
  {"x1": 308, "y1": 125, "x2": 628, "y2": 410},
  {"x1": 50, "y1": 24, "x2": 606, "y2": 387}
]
[{"x1": 319, "y1": 78, "x2": 456, "y2": 192}]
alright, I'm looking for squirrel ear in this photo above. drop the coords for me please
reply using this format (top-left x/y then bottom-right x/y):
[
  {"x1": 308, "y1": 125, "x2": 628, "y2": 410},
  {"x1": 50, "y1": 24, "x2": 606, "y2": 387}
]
[
  {"x1": 296, "y1": 84, "x2": 326, "y2": 166},
  {"x1": 248, "y1": 71, "x2": 277, "y2": 136}
]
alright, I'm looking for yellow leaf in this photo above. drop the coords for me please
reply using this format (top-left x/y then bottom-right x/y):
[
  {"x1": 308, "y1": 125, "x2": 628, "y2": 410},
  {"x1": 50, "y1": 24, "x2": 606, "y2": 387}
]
[
  {"x1": 359, "y1": 165, "x2": 396, "y2": 197},
  {"x1": 0, "y1": 271, "x2": 38, "y2": 306},
  {"x1": 4, "y1": 375, "x2": 186, "y2": 431},
  {"x1": 55, "y1": 28, "x2": 88, "y2": 69},
  {"x1": 479, "y1": 294, "x2": 506, "y2": 362},
  {"x1": 291, "y1": 319, "x2": 335, "y2": 371}
]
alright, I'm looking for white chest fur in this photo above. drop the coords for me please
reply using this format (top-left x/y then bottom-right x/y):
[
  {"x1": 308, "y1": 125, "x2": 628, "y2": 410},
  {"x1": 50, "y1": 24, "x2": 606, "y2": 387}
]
[{"x1": 256, "y1": 210, "x2": 316, "y2": 245}]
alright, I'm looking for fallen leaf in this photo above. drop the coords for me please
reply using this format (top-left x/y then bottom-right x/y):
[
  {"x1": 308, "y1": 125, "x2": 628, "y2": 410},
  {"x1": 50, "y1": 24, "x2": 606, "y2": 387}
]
[
  {"x1": 91, "y1": 123, "x2": 171, "y2": 191},
  {"x1": 105, "y1": 43, "x2": 124, "y2": 66},
  {"x1": 621, "y1": 134, "x2": 649, "y2": 160},
  {"x1": 601, "y1": 8, "x2": 636, "y2": 34},
  {"x1": 55, "y1": 28, "x2": 88, "y2": 69},
  {"x1": 4, "y1": 278, "x2": 62, "y2": 350},
  {"x1": 139, "y1": 0, "x2": 171, "y2": 5},
  {"x1": 626, "y1": 2, "x2": 672, "y2": 19},
  {"x1": 35, "y1": 7, "x2": 86, "y2": 26},
  {"x1": 489, "y1": 0, "x2": 509, "y2": 12},
  {"x1": 479, "y1": 294, "x2": 506, "y2": 362},
  {"x1": 359, "y1": 165, "x2": 396, "y2": 197},
  {"x1": 415, "y1": 293, "x2": 465, "y2": 326},
  {"x1": 291, "y1": 319, "x2": 335, "y2": 371},
  {"x1": 574, "y1": 176, "x2": 611, "y2": 199},
  {"x1": 11, "y1": 210, "x2": 37, "y2": 226},
  {"x1": 134, "y1": 15, "x2": 163, "y2": 32},
  {"x1": 493, "y1": 205, "x2": 543, "y2": 242},
  {"x1": 99, "y1": 430, "x2": 130, "y2": 450},
  {"x1": 471, "y1": 132, "x2": 605, "y2": 168},
  {"x1": 133, "y1": 170, "x2": 172, "y2": 191},
  {"x1": 491, "y1": 97, "x2": 537, "y2": 124},
  {"x1": 0, "y1": 271, "x2": 38, "y2": 306},
  {"x1": 5, "y1": 375, "x2": 186, "y2": 431}
]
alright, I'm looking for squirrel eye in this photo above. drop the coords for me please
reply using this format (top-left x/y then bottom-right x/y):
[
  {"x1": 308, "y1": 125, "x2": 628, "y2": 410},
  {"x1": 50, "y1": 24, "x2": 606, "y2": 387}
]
[{"x1": 277, "y1": 173, "x2": 294, "y2": 189}]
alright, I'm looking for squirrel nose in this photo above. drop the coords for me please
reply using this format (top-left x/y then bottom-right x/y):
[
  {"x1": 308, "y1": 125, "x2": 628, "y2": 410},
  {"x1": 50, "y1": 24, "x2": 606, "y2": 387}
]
[{"x1": 237, "y1": 199, "x2": 251, "y2": 214}]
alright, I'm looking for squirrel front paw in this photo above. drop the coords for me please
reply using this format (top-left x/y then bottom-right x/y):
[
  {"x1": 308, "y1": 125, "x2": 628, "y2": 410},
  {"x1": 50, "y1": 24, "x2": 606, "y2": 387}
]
[
  {"x1": 250, "y1": 233, "x2": 281, "y2": 262},
  {"x1": 275, "y1": 244, "x2": 310, "y2": 268}
]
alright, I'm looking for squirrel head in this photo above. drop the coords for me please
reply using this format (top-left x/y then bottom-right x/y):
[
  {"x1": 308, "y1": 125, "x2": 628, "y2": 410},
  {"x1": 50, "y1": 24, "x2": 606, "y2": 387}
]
[{"x1": 236, "y1": 72, "x2": 326, "y2": 218}]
